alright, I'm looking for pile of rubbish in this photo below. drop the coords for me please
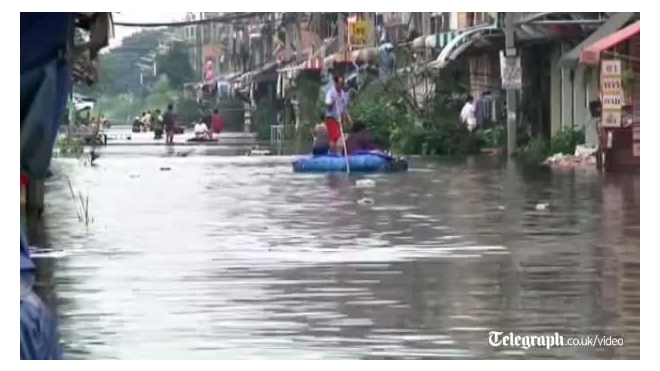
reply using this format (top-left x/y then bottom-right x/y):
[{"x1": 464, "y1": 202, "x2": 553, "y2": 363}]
[{"x1": 543, "y1": 145, "x2": 597, "y2": 169}]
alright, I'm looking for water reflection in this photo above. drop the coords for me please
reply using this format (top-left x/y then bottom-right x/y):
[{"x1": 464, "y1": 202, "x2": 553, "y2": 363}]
[{"x1": 28, "y1": 151, "x2": 639, "y2": 359}]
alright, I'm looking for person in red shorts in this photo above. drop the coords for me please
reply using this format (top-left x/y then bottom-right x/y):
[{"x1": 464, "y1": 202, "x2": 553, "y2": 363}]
[
  {"x1": 211, "y1": 109, "x2": 224, "y2": 134},
  {"x1": 324, "y1": 74, "x2": 348, "y2": 154}
]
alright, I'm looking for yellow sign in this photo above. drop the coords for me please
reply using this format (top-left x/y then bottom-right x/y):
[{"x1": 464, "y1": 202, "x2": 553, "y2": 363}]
[{"x1": 349, "y1": 20, "x2": 369, "y2": 47}]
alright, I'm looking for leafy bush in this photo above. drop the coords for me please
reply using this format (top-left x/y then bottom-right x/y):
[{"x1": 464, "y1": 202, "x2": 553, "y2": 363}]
[
  {"x1": 475, "y1": 123, "x2": 507, "y2": 149},
  {"x1": 518, "y1": 136, "x2": 550, "y2": 165},
  {"x1": 550, "y1": 126, "x2": 585, "y2": 155},
  {"x1": 57, "y1": 137, "x2": 85, "y2": 157},
  {"x1": 517, "y1": 127, "x2": 585, "y2": 165}
]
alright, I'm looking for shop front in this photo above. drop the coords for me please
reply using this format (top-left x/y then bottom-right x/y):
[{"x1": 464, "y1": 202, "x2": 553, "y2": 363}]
[{"x1": 580, "y1": 21, "x2": 640, "y2": 173}]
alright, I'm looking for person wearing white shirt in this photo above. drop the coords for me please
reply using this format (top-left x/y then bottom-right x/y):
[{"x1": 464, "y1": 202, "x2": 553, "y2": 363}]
[
  {"x1": 460, "y1": 95, "x2": 477, "y2": 132},
  {"x1": 194, "y1": 121, "x2": 209, "y2": 139}
]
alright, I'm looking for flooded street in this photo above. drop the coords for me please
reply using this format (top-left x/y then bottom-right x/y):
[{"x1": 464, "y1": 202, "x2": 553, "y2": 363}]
[{"x1": 28, "y1": 144, "x2": 639, "y2": 359}]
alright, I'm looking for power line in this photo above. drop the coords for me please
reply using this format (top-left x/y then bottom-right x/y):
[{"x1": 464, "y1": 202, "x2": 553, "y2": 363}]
[{"x1": 113, "y1": 12, "x2": 267, "y2": 27}]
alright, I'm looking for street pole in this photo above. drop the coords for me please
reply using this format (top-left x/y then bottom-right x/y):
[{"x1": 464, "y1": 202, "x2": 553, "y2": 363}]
[
  {"x1": 504, "y1": 12, "x2": 517, "y2": 157},
  {"x1": 422, "y1": 12, "x2": 431, "y2": 59},
  {"x1": 338, "y1": 13, "x2": 346, "y2": 53},
  {"x1": 198, "y1": 12, "x2": 204, "y2": 79}
]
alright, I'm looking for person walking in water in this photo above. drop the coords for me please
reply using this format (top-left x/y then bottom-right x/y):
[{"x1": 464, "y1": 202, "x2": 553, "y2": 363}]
[
  {"x1": 460, "y1": 95, "x2": 477, "y2": 133},
  {"x1": 211, "y1": 108, "x2": 224, "y2": 134},
  {"x1": 163, "y1": 103, "x2": 176, "y2": 145}
]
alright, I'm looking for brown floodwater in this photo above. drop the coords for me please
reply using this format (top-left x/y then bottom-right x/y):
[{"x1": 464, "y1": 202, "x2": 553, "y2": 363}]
[{"x1": 27, "y1": 142, "x2": 639, "y2": 359}]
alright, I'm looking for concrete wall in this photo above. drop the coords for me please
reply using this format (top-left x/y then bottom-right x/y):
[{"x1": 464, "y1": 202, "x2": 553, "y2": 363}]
[
  {"x1": 549, "y1": 43, "x2": 599, "y2": 146},
  {"x1": 468, "y1": 52, "x2": 500, "y2": 98}
]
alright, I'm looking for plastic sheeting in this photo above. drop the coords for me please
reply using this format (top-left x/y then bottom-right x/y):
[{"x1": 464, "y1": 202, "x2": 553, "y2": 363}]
[
  {"x1": 21, "y1": 13, "x2": 70, "y2": 360},
  {"x1": 21, "y1": 13, "x2": 73, "y2": 181},
  {"x1": 20, "y1": 232, "x2": 62, "y2": 360}
]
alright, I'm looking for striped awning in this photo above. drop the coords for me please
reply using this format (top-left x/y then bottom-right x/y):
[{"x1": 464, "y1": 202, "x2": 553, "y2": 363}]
[
  {"x1": 429, "y1": 24, "x2": 500, "y2": 69},
  {"x1": 435, "y1": 31, "x2": 461, "y2": 50}
]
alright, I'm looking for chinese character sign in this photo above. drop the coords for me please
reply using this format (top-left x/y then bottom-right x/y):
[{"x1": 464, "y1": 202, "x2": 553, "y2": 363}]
[
  {"x1": 349, "y1": 20, "x2": 369, "y2": 48},
  {"x1": 600, "y1": 60, "x2": 623, "y2": 128}
]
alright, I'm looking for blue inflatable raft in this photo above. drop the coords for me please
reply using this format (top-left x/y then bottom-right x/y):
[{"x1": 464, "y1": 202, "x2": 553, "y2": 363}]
[{"x1": 293, "y1": 150, "x2": 408, "y2": 173}]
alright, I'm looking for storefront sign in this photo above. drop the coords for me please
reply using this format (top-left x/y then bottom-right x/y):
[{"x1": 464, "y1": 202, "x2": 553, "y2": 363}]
[
  {"x1": 601, "y1": 77, "x2": 622, "y2": 92},
  {"x1": 600, "y1": 60, "x2": 623, "y2": 116},
  {"x1": 349, "y1": 20, "x2": 369, "y2": 48},
  {"x1": 601, "y1": 93, "x2": 624, "y2": 110},
  {"x1": 601, "y1": 60, "x2": 621, "y2": 76},
  {"x1": 602, "y1": 109, "x2": 621, "y2": 128},
  {"x1": 633, "y1": 123, "x2": 640, "y2": 141}
]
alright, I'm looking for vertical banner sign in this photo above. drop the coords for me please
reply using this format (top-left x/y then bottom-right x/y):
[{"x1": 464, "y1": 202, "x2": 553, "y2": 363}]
[
  {"x1": 349, "y1": 20, "x2": 368, "y2": 49},
  {"x1": 500, "y1": 51, "x2": 522, "y2": 90},
  {"x1": 600, "y1": 60, "x2": 622, "y2": 128}
]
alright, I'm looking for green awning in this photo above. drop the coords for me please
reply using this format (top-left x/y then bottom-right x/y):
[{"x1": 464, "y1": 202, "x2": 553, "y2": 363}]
[{"x1": 560, "y1": 12, "x2": 637, "y2": 69}]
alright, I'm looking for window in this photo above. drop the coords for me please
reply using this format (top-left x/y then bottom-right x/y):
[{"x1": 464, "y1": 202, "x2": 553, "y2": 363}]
[{"x1": 467, "y1": 12, "x2": 475, "y2": 28}]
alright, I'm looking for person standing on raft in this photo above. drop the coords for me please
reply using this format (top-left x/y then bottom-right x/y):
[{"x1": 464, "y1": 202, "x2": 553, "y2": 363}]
[{"x1": 324, "y1": 75, "x2": 349, "y2": 154}]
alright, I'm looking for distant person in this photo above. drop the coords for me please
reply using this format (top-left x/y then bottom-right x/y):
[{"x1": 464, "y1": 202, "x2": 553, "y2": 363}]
[
  {"x1": 142, "y1": 111, "x2": 152, "y2": 131},
  {"x1": 460, "y1": 95, "x2": 477, "y2": 132},
  {"x1": 153, "y1": 109, "x2": 164, "y2": 139},
  {"x1": 194, "y1": 120, "x2": 210, "y2": 139},
  {"x1": 211, "y1": 109, "x2": 224, "y2": 134},
  {"x1": 163, "y1": 104, "x2": 176, "y2": 144},
  {"x1": 132, "y1": 116, "x2": 142, "y2": 133},
  {"x1": 345, "y1": 121, "x2": 378, "y2": 155},
  {"x1": 312, "y1": 113, "x2": 329, "y2": 156}
]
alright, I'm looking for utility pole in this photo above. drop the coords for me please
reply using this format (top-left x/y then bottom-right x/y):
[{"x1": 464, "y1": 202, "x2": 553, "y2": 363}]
[
  {"x1": 198, "y1": 12, "x2": 204, "y2": 79},
  {"x1": 421, "y1": 12, "x2": 431, "y2": 59},
  {"x1": 338, "y1": 13, "x2": 346, "y2": 52},
  {"x1": 504, "y1": 12, "x2": 518, "y2": 157}
]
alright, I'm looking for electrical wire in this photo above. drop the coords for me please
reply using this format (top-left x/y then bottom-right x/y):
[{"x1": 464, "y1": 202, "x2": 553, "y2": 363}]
[{"x1": 113, "y1": 12, "x2": 267, "y2": 27}]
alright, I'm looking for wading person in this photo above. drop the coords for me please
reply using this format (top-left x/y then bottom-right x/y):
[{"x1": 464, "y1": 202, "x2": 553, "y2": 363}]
[
  {"x1": 164, "y1": 103, "x2": 176, "y2": 144},
  {"x1": 211, "y1": 108, "x2": 224, "y2": 134},
  {"x1": 153, "y1": 109, "x2": 164, "y2": 140},
  {"x1": 460, "y1": 95, "x2": 477, "y2": 133}
]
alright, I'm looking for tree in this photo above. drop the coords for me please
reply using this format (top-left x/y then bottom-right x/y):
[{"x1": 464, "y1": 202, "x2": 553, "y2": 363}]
[{"x1": 155, "y1": 42, "x2": 196, "y2": 88}]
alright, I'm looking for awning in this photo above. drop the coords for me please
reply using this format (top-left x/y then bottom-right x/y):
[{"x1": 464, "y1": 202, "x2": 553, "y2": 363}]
[
  {"x1": 428, "y1": 24, "x2": 500, "y2": 69},
  {"x1": 559, "y1": 12, "x2": 636, "y2": 68},
  {"x1": 580, "y1": 21, "x2": 640, "y2": 65}
]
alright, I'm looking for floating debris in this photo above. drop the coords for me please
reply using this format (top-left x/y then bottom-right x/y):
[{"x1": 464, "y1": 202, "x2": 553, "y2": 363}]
[
  {"x1": 543, "y1": 145, "x2": 597, "y2": 169},
  {"x1": 535, "y1": 203, "x2": 549, "y2": 211},
  {"x1": 356, "y1": 179, "x2": 376, "y2": 189},
  {"x1": 358, "y1": 197, "x2": 374, "y2": 205}
]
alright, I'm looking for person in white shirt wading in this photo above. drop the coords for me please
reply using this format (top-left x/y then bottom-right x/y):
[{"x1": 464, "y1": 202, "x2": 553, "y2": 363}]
[{"x1": 460, "y1": 95, "x2": 477, "y2": 133}]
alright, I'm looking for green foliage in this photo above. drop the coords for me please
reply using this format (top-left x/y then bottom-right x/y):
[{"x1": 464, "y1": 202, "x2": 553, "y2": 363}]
[
  {"x1": 254, "y1": 97, "x2": 278, "y2": 140},
  {"x1": 348, "y1": 65, "x2": 479, "y2": 156},
  {"x1": 57, "y1": 137, "x2": 85, "y2": 157},
  {"x1": 550, "y1": 126, "x2": 585, "y2": 155},
  {"x1": 292, "y1": 75, "x2": 324, "y2": 141},
  {"x1": 144, "y1": 75, "x2": 179, "y2": 110},
  {"x1": 518, "y1": 136, "x2": 550, "y2": 165},
  {"x1": 518, "y1": 126, "x2": 585, "y2": 165},
  {"x1": 81, "y1": 29, "x2": 168, "y2": 97},
  {"x1": 81, "y1": 29, "x2": 200, "y2": 124},
  {"x1": 475, "y1": 124, "x2": 507, "y2": 149},
  {"x1": 155, "y1": 42, "x2": 196, "y2": 88}
]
